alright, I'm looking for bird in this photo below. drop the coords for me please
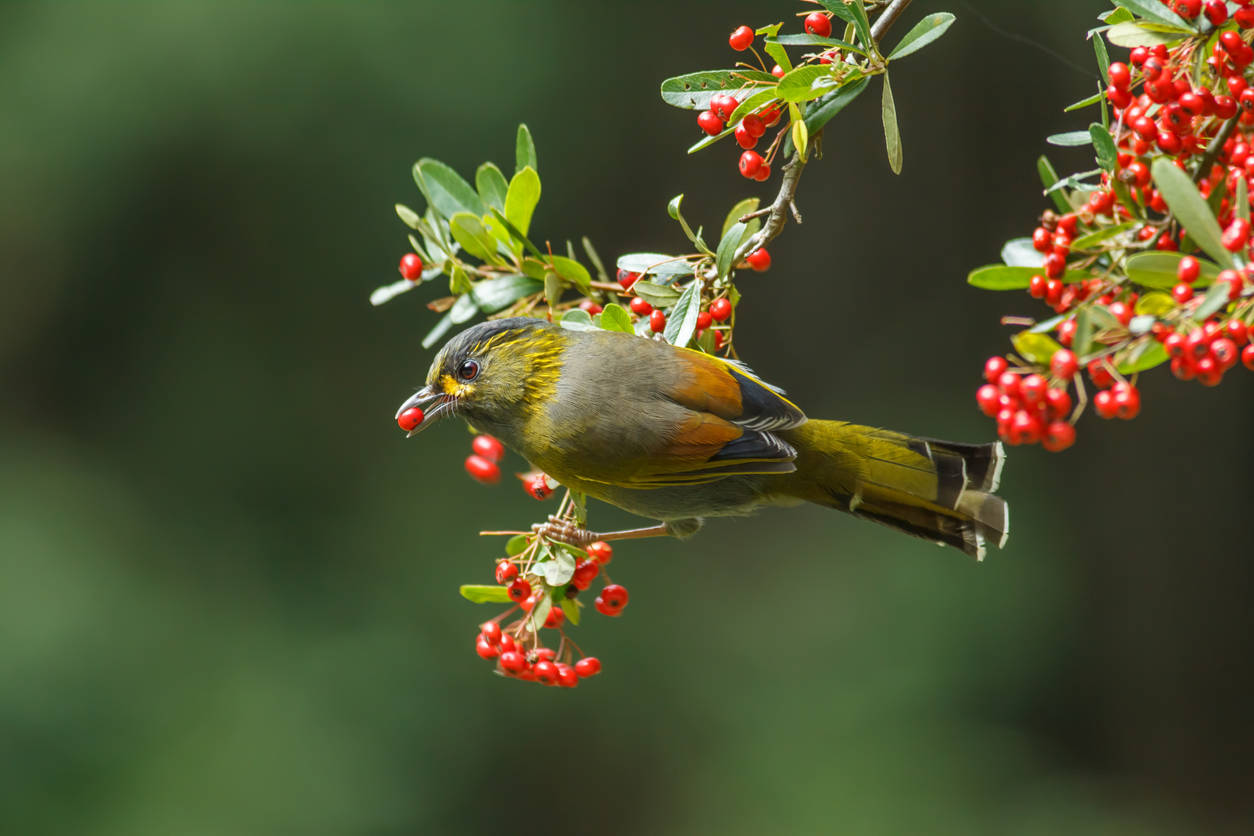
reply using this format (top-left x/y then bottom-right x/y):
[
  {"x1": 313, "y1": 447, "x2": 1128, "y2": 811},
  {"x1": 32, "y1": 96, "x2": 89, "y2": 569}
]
[{"x1": 396, "y1": 317, "x2": 1008, "y2": 559}]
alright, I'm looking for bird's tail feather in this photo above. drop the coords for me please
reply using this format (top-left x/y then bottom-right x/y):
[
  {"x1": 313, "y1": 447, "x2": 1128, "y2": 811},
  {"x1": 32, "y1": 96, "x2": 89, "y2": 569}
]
[{"x1": 775, "y1": 421, "x2": 1009, "y2": 560}]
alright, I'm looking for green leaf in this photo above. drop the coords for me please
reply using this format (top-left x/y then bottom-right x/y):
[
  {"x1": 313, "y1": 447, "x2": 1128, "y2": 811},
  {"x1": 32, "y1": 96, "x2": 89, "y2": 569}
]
[
  {"x1": 515, "y1": 123, "x2": 537, "y2": 175},
  {"x1": 528, "y1": 594, "x2": 552, "y2": 633},
  {"x1": 668, "y1": 193, "x2": 705, "y2": 250},
  {"x1": 1114, "y1": 0, "x2": 1193, "y2": 29},
  {"x1": 502, "y1": 166, "x2": 541, "y2": 238},
  {"x1": 803, "y1": 75, "x2": 869, "y2": 135},
  {"x1": 632, "y1": 280, "x2": 682, "y2": 308},
  {"x1": 1070, "y1": 221, "x2": 1136, "y2": 249},
  {"x1": 459, "y1": 584, "x2": 513, "y2": 604},
  {"x1": 549, "y1": 255, "x2": 591, "y2": 292},
  {"x1": 660, "y1": 69, "x2": 776, "y2": 110},
  {"x1": 758, "y1": 22, "x2": 792, "y2": 72},
  {"x1": 1238, "y1": 174, "x2": 1250, "y2": 225},
  {"x1": 488, "y1": 208, "x2": 543, "y2": 259},
  {"x1": 836, "y1": 0, "x2": 872, "y2": 47},
  {"x1": 1064, "y1": 89, "x2": 1106, "y2": 112},
  {"x1": 967, "y1": 265, "x2": 1090, "y2": 290},
  {"x1": 617, "y1": 252, "x2": 695, "y2": 278},
  {"x1": 1151, "y1": 158, "x2": 1234, "y2": 267},
  {"x1": 1047, "y1": 130, "x2": 1093, "y2": 147},
  {"x1": 449, "y1": 263, "x2": 473, "y2": 296},
  {"x1": 1013, "y1": 331, "x2": 1065, "y2": 365},
  {"x1": 505, "y1": 534, "x2": 530, "y2": 556},
  {"x1": 396, "y1": 203, "x2": 424, "y2": 230},
  {"x1": 1001, "y1": 237, "x2": 1043, "y2": 268},
  {"x1": 535, "y1": 550, "x2": 576, "y2": 586},
  {"x1": 1090, "y1": 123, "x2": 1117, "y2": 171},
  {"x1": 449, "y1": 292, "x2": 479, "y2": 324},
  {"x1": 1100, "y1": 7, "x2": 1135, "y2": 24},
  {"x1": 1105, "y1": 20, "x2": 1192, "y2": 48},
  {"x1": 448, "y1": 212, "x2": 499, "y2": 263},
  {"x1": 777, "y1": 65, "x2": 839, "y2": 103},
  {"x1": 1125, "y1": 251, "x2": 1221, "y2": 288},
  {"x1": 817, "y1": 0, "x2": 857, "y2": 26},
  {"x1": 769, "y1": 33, "x2": 864, "y2": 55},
  {"x1": 791, "y1": 104, "x2": 809, "y2": 161},
  {"x1": 887, "y1": 12, "x2": 956, "y2": 60},
  {"x1": 599, "y1": 303, "x2": 634, "y2": 334},
  {"x1": 727, "y1": 88, "x2": 784, "y2": 126},
  {"x1": 560, "y1": 309, "x2": 596, "y2": 331},
  {"x1": 413, "y1": 158, "x2": 485, "y2": 221},
  {"x1": 421, "y1": 311, "x2": 456, "y2": 349},
  {"x1": 1116, "y1": 340, "x2": 1169, "y2": 374},
  {"x1": 1194, "y1": 282, "x2": 1232, "y2": 321},
  {"x1": 716, "y1": 221, "x2": 749, "y2": 278},
  {"x1": 687, "y1": 123, "x2": 736, "y2": 154},
  {"x1": 1072, "y1": 308, "x2": 1093, "y2": 357},
  {"x1": 1135, "y1": 291, "x2": 1176, "y2": 316},
  {"x1": 664, "y1": 279, "x2": 704, "y2": 347},
  {"x1": 470, "y1": 274, "x2": 542, "y2": 312},
  {"x1": 1093, "y1": 29, "x2": 1111, "y2": 83},
  {"x1": 560, "y1": 598, "x2": 581, "y2": 627},
  {"x1": 881, "y1": 72, "x2": 902, "y2": 175},
  {"x1": 1044, "y1": 168, "x2": 1103, "y2": 196},
  {"x1": 723, "y1": 197, "x2": 760, "y2": 240},
  {"x1": 475, "y1": 163, "x2": 509, "y2": 212}
]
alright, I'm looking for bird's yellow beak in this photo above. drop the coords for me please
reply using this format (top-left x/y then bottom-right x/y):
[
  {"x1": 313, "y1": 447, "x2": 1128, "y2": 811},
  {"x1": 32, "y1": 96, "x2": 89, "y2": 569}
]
[{"x1": 395, "y1": 384, "x2": 452, "y2": 437}]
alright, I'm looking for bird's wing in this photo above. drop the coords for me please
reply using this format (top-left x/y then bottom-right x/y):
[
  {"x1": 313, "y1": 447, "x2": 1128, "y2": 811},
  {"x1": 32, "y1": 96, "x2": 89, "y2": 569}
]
[{"x1": 615, "y1": 348, "x2": 808, "y2": 487}]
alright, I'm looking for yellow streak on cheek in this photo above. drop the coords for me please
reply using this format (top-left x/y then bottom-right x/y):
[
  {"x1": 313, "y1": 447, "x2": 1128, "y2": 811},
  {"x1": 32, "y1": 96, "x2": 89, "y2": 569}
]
[{"x1": 440, "y1": 374, "x2": 474, "y2": 398}]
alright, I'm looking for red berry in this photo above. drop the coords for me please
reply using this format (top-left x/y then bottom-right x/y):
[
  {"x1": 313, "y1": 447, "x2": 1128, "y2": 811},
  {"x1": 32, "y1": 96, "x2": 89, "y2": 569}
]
[
  {"x1": 728, "y1": 25, "x2": 754, "y2": 51},
  {"x1": 595, "y1": 583, "x2": 629, "y2": 616},
  {"x1": 1112, "y1": 383, "x2": 1141, "y2": 420},
  {"x1": 1045, "y1": 387, "x2": 1072, "y2": 419},
  {"x1": 521, "y1": 593, "x2": 536, "y2": 613},
  {"x1": 1225, "y1": 319, "x2": 1249, "y2": 345},
  {"x1": 579, "y1": 299, "x2": 603, "y2": 315},
  {"x1": 771, "y1": 64, "x2": 785, "y2": 78},
  {"x1": 1020, "y1": 374, "x2": 1047, "y2": 404},
  {"x1": 1108, "y1": 61, "x2": 1130, "y2": 89},
  {"x1": 804, "y1": 12, "x2": 832, "y2": 37},
  {"x1": 617, "y1": 269, "x2": 640, "y2": 290},
  {"x1": 475, "y1": 636, "x2": 499, "y2": 659},
  {"x1": 495, "y1": 560, "x2": 518, "y2": 585},
  {"x1": 629, "y1": 296, "x2": 652, "y2": 316},
  {"x1": 556, "y1": 663, "x2": 579, "y2": 688},
  {"x1": 710, "y1": 94, "x2": 737, "y2": 121},
  {"x1": 997, "y1": 371, "x2": 1021, "y2": 397},
  {"x1": 1093, "y1": 389, "x2": 1117, "y2": 419},
  {"x1": 1088, "y1": 360, "x2": 1115, "y2": 388},
  {"x1": 1177, "y1": 255, "x2": 1201, "y2": 284},
  {"x1": 472, "y1": 434, "x2": 505, "y2": 463},
  {"x1": 499, "y1": 650, "x2": 527, "y2": 673},
  {"x1": 534, "y1": 647, "x2": 556, "y2": 663},
  {"x1": 742, "y1": 114, "x2": 766, "y2": 138},
  {"x1": 1108, "y1": 301, "x2": 1133, "y2": 326},
  {"x1": 1050, "y1": 349, "x2": 1078, "y2": 379},
  {"x1": 752, "y1": 163, "x2": 771, "y2": 181},
  {"x1": 574, "y1": 656, "x2": 602, "y2": 678},
  {"x1": 1041, "y1": 421, "x2": 1077, "y2": 452},
  {"x1": 735, "y1": 123, "x2": 758, "y2": 149},
  {"x1": 1223, "y1": 217, "x2": 1250, "y2": 251},
  {"x1": 507, "y1": 578, "x2": 531, "y2": 603},
  {"x1": 586, "y1": 541, "x2": 613, "y2": 565},
  {"x1": 523, "y1": 473, "x2": 553, "y2": 501},
  {"x1": 696, "y1": 311, "x2": 713, "y2": 331},
  {"x1": 1205, "y1": 0, "x2": 1228, "y2": 27},
  {"x1": 984, "y1": 356, "x2": 1008, "y2": 382},
  {"x1": 1028, "y1": 274, "x2": 1048, "y2": 298},
  {"x1": 745, "y1": 248, "x2": 771, "y2": 271},
  {"x1": 544, "y1": 605, "x2": 565, "y2": 629},
  {"x1": 1043, "y1": 252, "x2": 1066, "y2": 279},
  {"x1": 1032, "y1": 227, "x2": 1052, "y2": 253},
  {"x1": 534, "y1": 660, "x2": 559, "y2": 685},
  {"x1": 572, "y1": 558, "x2": 600, "y2": 591},
  {"x1": 399, "y1": 252, "x2": 424, "y2": 281},
  {"x1": 697, "y1": 110, "x2": 724, "y2": 136},
  {"x1": 976, "y1": 384, "x2": 1001, "y2": 417},
  {"x1": 710, "y1": 297, "x2": 733, "y2": 322},
  {"x1": 465, "y1": 455, "x2": 501, "y2": 484},
  {"x1": 649, "y1": 309, "x2": 667, "y2": 333},
  {"x1": 1243, "y1": 343, "x2": 1254, "y2": 369},
  {"x1": 498, "y1": 633, "x2": 516, "y2": 654},
  {"x1": 1175, "y1": 0, "x2": 1201, "y2": 20},
  {"x1": 739, "y1": 150, "x2": 763, "y2": 178},
  {"x1": 397, "y1": 407, "x2": 424, "y2": 432},
  {"x1": 1172, "y1": 282, "x2": 1195, "y2": 304}
]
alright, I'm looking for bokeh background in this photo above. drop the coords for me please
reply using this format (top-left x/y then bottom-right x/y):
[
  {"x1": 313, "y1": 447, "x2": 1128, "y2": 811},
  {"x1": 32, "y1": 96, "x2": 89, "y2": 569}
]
[{"x1": 4, "y1": 1, "x2": 1253, "y2": 833}]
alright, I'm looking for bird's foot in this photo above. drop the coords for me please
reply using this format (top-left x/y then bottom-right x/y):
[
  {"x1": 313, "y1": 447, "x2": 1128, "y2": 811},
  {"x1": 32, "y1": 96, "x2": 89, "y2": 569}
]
[{"x1": 531, "y1": 515, "x2": 596, "y2": 548}]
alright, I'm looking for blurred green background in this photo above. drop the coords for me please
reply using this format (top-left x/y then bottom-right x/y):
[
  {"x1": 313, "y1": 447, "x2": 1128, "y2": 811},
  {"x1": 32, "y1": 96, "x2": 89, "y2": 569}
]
[{"x1": 3, "y1": 2, "x2": 1252, "y2": 834}]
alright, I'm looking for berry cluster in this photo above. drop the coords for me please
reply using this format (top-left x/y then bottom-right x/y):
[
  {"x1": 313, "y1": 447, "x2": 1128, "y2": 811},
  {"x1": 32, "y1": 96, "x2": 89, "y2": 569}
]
[
  {"x1": 469, "y1": 539, "x2": 621, "y2": 687},
  {"x1": 466, "y1": 434, "x2": 504, "y2": 483},
  {"x1": 972, "y1": 5, "x2": 1254, "y2": 451}
]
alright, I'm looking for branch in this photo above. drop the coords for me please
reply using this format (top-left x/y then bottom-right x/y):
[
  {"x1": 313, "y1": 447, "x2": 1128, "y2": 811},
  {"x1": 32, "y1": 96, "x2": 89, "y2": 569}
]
[
  {"x1": 1194, "y1": 114, "x2": 1240, "y2": 184},
  {"x1": 730, "y1": 0, "x2": 914, "y2": 266}
]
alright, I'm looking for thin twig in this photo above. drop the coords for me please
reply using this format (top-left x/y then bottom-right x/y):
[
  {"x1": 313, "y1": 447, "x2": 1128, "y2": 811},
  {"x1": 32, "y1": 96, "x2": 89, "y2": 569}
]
[
  {"x1": 729, "y1": 0, "x2": 914, "y2": 266},
  {"x1": 1194, "y1": 115, "x2": 1240, "y2": 184}
]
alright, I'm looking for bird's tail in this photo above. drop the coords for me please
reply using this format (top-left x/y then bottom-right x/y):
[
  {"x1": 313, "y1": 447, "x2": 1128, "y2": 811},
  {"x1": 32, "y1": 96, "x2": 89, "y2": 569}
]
[{"x1": 774, "y1": 421, "x2": 1009, "y2": 560}]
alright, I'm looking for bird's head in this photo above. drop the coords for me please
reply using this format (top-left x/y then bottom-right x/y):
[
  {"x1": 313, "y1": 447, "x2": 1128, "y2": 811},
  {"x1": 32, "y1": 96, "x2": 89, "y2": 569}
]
[{"x1": 394, "y1": 317, "x2": 564, "y2": 439}]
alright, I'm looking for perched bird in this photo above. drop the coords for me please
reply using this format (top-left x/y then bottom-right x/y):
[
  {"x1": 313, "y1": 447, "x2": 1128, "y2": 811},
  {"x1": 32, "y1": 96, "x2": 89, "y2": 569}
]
[{"x1": 396, "y1": 317, "x2": 1008, "y2": 559}]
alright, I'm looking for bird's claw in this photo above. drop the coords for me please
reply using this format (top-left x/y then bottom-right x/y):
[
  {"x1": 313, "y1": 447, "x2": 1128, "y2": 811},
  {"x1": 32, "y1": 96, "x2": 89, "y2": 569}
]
[{"x1": 531, "y1": 515, "x2": 596, "y2": 548}]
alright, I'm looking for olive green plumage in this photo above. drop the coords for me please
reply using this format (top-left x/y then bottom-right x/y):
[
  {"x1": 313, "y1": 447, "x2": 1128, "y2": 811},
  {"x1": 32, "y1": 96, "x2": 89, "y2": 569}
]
[{"x1": 401, "y1": 317, "x2": 1009, "y2": 559}]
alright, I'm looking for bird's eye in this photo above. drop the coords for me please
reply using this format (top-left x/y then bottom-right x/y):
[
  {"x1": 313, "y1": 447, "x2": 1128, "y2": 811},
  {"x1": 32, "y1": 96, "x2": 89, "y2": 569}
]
[{"x1": 457, "y1": 359, "x2": 480, "y2": 381}]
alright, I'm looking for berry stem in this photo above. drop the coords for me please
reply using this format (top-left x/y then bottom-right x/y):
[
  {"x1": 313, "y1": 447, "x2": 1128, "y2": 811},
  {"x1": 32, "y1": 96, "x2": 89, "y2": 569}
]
[{"x1": 1193, "y1": 114, "x2": 1241, "y2": 184}]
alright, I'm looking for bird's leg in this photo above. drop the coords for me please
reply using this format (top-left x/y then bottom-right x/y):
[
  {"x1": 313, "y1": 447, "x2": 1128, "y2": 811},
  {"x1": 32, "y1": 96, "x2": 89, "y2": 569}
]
[{"x1": 531, "y1": 515, "x2": 678, "y2": 548}]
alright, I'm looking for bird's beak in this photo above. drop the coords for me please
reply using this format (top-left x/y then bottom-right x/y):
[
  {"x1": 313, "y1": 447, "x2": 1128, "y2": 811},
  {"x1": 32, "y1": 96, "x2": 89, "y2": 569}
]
[{"x1": 395, "y1": 384, "x2": 452, "y2": 437}]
